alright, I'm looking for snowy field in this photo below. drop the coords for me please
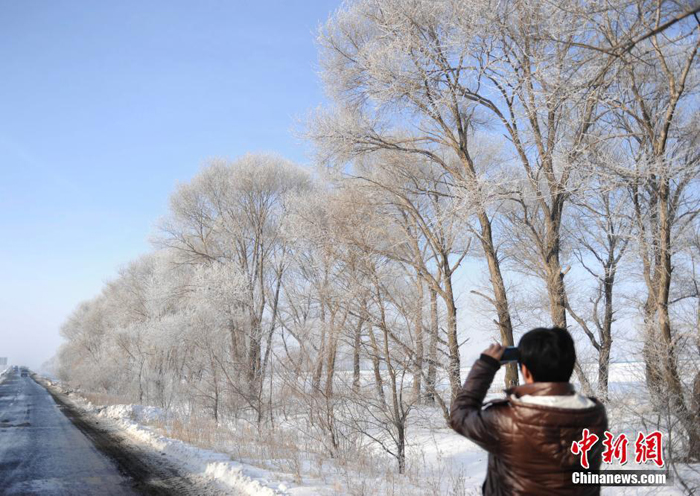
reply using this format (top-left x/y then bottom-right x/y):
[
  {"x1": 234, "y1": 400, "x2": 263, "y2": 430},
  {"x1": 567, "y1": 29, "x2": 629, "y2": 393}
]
[{"x1": 40, "y1": 361, "x2": 699, "y2": 495}]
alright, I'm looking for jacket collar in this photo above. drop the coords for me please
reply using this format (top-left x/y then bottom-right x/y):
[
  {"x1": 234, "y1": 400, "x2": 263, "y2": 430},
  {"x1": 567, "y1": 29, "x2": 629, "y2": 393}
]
[{"x1": 506, "y1": 382, "x2": 576, "y2": 397}]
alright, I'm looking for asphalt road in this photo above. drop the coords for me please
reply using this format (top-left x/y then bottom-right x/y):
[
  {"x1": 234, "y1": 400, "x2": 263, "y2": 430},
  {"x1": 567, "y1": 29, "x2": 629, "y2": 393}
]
[
  {"x1": 0, "y1": 370, "x2": 224, "y2": 495},
  {"x1": 0, "y1": 370, "x2": 135, "y2": 495}
]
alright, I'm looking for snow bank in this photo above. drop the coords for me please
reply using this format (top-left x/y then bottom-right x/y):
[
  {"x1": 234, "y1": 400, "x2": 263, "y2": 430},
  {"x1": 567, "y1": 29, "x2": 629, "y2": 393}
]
[
  {"x1": 98, "y1": 404, "x2": 167, "y2": 424},
  {"x1": 97, "y1": 405, "x2": 286, "y2": 495}
]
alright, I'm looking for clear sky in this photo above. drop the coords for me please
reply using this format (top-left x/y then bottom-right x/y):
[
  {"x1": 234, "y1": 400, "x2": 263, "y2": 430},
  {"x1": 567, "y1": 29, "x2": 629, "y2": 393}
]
[{"x1": 0, "y1": 0, "x2": 341, "y2": 368}]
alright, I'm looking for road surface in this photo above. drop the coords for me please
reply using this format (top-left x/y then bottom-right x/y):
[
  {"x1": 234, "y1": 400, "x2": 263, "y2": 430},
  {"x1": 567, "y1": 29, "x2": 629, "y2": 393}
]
[{"x1": 0, "y1": 370, "x2": 222, "y2": 495}]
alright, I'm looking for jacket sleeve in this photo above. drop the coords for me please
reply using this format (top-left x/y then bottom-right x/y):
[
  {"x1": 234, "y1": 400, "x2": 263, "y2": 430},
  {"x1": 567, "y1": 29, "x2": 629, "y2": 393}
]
[{"x1": 449, "y1": 354, "x2": 504, "y2": 453}]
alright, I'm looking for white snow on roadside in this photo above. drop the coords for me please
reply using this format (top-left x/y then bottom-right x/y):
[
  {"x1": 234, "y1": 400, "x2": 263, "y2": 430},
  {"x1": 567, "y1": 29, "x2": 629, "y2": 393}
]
[
  {"x1": 36, "y1": 377, "x2": 288, "y2": 495},
  {"x1": 99, "y1": 404, "x2": 168, "y2": 425},
  {"x1": 80, "y1": 402, "x2": 284, "y2": 495},
  {"x1": 96, "y1": 406, "x2": 285, "y2": 495}
]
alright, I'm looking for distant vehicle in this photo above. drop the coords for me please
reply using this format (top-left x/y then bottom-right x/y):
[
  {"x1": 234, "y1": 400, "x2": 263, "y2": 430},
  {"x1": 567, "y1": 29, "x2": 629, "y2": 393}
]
[{"x1": 21, "y1": 370, "x2": 28, "y2": 377}]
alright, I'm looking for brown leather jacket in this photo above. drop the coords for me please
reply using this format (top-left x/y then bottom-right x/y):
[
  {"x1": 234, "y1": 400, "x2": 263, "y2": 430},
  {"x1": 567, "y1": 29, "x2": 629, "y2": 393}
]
[{"x1": 450, "y1": 355, "x2": 608, "y2": 495}]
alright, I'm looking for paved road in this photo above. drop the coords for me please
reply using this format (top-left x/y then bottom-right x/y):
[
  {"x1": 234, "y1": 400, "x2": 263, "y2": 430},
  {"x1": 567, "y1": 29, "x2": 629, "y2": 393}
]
[{"x1": 0, "y1": 370, "x2": 135, "y2": 495}]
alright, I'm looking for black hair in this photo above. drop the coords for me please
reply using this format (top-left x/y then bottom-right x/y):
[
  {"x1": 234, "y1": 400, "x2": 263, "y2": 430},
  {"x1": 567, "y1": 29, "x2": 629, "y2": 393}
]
[{"x1": 518, "y1": 327, "x2": 576, "y2": 382}]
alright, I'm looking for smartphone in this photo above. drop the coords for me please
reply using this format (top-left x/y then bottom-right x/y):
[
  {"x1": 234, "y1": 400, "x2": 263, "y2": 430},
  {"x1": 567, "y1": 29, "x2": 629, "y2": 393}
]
[{"x1": 500, "y1": 346, "x2": 519, "y2": 364}]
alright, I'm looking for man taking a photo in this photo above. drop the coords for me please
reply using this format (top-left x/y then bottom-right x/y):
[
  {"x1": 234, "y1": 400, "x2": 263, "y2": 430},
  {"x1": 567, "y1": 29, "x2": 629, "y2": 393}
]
[{"x1": 450, "y1": 326, "x2": 608, "y2": 495}]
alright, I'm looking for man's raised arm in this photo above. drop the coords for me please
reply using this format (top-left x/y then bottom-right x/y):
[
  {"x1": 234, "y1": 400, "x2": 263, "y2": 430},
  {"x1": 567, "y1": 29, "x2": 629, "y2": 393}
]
[{"x1": 449, "y1": 344, "x2": 505, "y2": 453}]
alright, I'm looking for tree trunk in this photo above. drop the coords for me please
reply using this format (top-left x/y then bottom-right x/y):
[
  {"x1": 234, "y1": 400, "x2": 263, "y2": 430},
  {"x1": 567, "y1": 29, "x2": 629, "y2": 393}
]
[
  {"x1": 458, "y1": 155, "x2": 517, "y2": 388},
  {"x1": 598, "y1": 271, "x2": 615, "y2": 400},
  {"x1": 425, "y1": 288, "x2": 439, "y2": 404},
  {"x1": 324, "y1": 337, "x2": 338, "y2": 398},
  {"x1": 542, "y1": 210, "x2": 595, "y2": 394},
  {"x1": 324, "y1": 310, "x2": 345, "y2": 398},
  {"x1": 412, "y1": 275, "x2": 424, "y2": 403},
  {"x1": 367, "y1": 325, "x2": 386, "y2": 407},
  {"x1": 481, "y1": 228, "x2": 518, "y2": 388},
  {"x1": 247, "y1": 317, "x2": 262, "y2": 396},
  {"x1": 352, "y1": 318, "x2": 363, "y2": 393},
  {"x1": 312, "y1": 326, "x2": 326, "y2": 393},
  {"x1": 575, "y1": 361, "x2": 594, "y2": 396},
  {"x1": 642, "y1": 307, "x2": 664, "y2": 398},
  {"x1": 397, "y1": 422, "x2": 406, "y2": 474},
  {"x1": 598, "y1": 342, "x2": 611, "y2": 401},
  {"x1": 260, "y1": 268, "x2": 283, "y2": 384},
  {"x1": 229, "y1": 319, "x2": 244, "y2": 366},
  {"x1": 442, "y1": 273, "x2": 461, "y2": 401},
  {"x1": 544, "y1": 218, "x2": 567, "y2": 329},
  {"x1": 655, "y1": 182, "x2": 700, "y2": 456},
  {"x1": 691, "y1": 372, "x2": 700, "y2": 460},
  {"x1": 312, "y1": 299, "x2": 327, "y2": 392}
]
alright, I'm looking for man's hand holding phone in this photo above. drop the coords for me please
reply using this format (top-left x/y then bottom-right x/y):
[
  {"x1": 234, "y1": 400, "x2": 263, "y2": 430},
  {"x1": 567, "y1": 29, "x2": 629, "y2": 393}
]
[
  {"x1": 483, "y1": 343, "x2": 505, "y2": 361},
  {"x1": 482, "y1": 343, "x2": 519, "y2": 364}
]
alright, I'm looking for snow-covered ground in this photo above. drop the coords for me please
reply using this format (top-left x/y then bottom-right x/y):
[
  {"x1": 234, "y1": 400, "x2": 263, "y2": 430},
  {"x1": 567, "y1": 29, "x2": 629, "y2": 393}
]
[
  {"x1": 41, "y1": 362, "x2": 698, "y2": 495},
  {"x1": 96, "y1": 404, "x2": 288, "y2": 496}
]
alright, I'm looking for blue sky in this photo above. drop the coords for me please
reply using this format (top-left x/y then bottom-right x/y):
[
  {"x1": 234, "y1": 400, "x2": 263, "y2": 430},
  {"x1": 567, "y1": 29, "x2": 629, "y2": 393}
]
[{"x1": 0, "y1": 1, "x2": 341, "y2": 368}]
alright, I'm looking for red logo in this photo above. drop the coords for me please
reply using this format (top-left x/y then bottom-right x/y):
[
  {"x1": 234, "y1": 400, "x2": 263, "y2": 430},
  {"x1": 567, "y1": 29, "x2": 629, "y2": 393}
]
[
  {"x1": 571, "y1": 428, "x2": 599, "y2": 469},
  {"x1": 602, "y1": 432, "x2": 629, "y2": 465},
  {"x1": 571, "y1": 430, "x2": 664, "y2": 469},
  {"x1": 634, "y1": 431, "x2": 664, "y2": 467}
]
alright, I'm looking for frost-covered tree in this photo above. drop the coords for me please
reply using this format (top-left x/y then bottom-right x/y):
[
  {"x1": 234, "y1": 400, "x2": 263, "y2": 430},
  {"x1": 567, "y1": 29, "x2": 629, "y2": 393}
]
[{"x1": 157, "y1": 154, "x2": 311, "y2": 402}]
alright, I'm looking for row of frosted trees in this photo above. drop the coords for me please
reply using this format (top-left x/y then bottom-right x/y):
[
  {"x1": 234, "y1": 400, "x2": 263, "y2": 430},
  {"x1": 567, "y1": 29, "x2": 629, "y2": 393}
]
[{"x1": 57, "y1": 0, "x2": 699, "y2": 473}]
